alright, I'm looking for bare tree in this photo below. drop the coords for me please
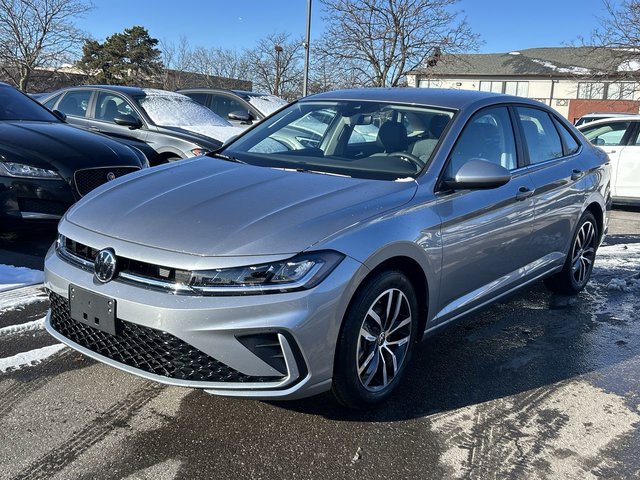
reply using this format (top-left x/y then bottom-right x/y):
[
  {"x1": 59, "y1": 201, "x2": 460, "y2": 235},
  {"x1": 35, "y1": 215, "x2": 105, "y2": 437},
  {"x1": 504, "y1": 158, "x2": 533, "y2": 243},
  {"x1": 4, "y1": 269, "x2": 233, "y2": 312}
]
[
  {"x1": 161, "y1": 36, "x2": 194, "y2": 89},
  {"x1": 189, "y1": 47, "x2": 252, "y2": 88},
  {"x1": 245, "y1": 32, "x2": 304, "y2": 100},
  {"x1": 589, "y1": 0, "x2": 640, "y2": 76},
  {"x1": 319, "y1": 0, "x2": 479, "y2": 87},
  {"x1": 0, "y1": 0, "x2": 92, "y2": 91}
]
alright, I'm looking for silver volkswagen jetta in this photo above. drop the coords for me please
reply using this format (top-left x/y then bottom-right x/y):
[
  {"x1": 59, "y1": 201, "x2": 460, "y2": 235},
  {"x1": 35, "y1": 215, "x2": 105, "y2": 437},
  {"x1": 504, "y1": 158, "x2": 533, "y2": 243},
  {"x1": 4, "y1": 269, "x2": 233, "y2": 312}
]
[{"x1": 45, "y1": 88, "x2": 610, "y2": 408}]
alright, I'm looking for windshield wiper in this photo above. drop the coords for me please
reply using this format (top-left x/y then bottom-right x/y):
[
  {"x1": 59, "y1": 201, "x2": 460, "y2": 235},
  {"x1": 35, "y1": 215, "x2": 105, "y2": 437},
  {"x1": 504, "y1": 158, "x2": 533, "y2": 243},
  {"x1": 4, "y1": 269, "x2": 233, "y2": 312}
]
[
  {"x1": 274, "y1": 167, "x2": 351, "y2": 178},
  {"x1": 209, "y1": 152, "x2": 246, "y2": 164}
]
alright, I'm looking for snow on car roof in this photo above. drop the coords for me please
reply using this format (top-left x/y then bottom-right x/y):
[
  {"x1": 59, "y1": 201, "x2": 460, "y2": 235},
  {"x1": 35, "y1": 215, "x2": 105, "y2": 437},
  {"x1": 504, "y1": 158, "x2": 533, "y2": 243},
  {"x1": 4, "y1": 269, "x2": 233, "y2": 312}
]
[{"x1": 247, "y1": 95, "x2": 288, "y2": 116}]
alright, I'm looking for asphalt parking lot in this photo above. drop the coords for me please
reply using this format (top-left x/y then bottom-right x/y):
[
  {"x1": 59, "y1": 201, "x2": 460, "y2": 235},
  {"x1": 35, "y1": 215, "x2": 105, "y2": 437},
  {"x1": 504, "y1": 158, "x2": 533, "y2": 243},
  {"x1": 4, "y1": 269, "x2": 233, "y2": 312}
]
[{"x1": 0, "y1": 208, "x2": 639, "y2": 479}]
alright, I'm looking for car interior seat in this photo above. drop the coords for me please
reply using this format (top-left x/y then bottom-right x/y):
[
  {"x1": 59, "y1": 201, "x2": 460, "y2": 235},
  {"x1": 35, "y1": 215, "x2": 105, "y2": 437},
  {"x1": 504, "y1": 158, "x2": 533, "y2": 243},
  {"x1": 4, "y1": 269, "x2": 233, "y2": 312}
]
[
  {"x1": 59, "y1": 96, "x2": 83, "y2": 116},
  {"x1": 101, "y1": 99, "x2": 119, "y2": 122}
]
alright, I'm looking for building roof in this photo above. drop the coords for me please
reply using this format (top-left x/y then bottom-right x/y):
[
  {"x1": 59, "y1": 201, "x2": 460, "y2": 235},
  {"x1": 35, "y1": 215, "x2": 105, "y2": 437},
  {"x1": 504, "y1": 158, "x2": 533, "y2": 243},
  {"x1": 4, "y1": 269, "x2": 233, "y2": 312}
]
[
  {"x1": 306, "y1": 87, "x2": 545, "y2": 111},
  {"x1": 410, "y1": 47, "x2": 639, "y2": 78}
]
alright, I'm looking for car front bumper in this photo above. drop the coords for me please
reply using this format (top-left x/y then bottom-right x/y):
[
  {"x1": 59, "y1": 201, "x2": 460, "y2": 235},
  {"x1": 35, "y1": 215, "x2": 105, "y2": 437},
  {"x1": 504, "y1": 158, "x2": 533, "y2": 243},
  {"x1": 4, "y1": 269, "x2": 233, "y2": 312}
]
[
  {"x1": 44, "y1": 243, "x2": 364, "y2": 400},
  {"x1": 0, "y1": 175, "x2": 74, "y2": 228}
]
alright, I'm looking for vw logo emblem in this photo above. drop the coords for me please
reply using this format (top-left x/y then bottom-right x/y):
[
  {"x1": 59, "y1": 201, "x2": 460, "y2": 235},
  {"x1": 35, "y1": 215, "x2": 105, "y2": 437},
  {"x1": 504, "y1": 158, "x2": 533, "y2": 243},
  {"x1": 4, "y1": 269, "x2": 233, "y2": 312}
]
[
  {"x1": 106, "y1": 172, "x2": 116, "y2": 181},
  {"x1": 94, "y1": 248, "x2": 117, "y2": 283}
]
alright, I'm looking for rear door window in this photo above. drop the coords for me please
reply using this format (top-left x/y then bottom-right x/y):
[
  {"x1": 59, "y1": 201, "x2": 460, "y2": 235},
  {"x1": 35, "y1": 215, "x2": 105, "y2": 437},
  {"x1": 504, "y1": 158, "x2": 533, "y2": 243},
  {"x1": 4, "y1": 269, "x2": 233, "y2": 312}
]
[
  {"x1": 516, "y1": 107, "x2": 564, "y2": 164},
  {"x1": 56, "y1": 90, "x2": 91, "y2": 118}
]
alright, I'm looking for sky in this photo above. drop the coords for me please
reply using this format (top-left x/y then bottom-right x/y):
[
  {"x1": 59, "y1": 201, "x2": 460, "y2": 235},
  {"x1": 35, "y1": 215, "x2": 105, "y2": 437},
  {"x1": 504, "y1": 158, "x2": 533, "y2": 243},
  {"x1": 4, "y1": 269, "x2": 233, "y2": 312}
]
[{"x1": 76, "y1": 0, "x2": 609, "y2": 54}]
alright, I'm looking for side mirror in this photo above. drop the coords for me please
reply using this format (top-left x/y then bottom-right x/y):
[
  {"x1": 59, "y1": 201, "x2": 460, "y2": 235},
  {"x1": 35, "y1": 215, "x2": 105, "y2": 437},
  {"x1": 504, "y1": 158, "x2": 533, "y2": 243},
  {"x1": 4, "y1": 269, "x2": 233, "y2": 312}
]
[
  {"x1": 595, "y1": 137, "x2": 605, "y2": 146},
  {"x1": 228, "y1": 110, "x2": 252, "y2": 123},
  {"x1": 444, "y1": 159, "x2": 511, "y2": 190},
  {"x1": 114, "y1": 115, "x2": 143, "y2": 129},
  {"x1": 52, "y1": 109, "x2": 66, "y2": 122}
]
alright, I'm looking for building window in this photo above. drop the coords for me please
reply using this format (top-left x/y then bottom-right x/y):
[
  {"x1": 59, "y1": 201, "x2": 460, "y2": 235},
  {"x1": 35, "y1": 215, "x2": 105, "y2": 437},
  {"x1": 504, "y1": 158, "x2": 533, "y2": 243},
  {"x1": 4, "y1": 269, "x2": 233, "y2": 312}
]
[
  {"x1": 479, "y1": 81, "x2": 529, "y2": 96},
  {"x1": 504, "y1": 81, "x2": 529, "y2": 97},
  {"x1": 479, "y1": 81, "x2": 503, "y2": 93},
  {"x1": 578, "y1": 82, "x2": 605, "y2": 99},
  {"x1": 419, "y1": 79, "x2": 443, "y2": 88},
  {"x1": 607, "y1": 82, "x2": 635, "y2": 100}
]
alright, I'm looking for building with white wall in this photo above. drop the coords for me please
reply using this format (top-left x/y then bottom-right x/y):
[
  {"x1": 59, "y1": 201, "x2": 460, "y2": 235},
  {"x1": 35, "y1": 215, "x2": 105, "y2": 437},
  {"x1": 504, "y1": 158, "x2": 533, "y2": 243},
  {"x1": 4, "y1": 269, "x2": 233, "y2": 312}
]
[{"x1": 407, "y1": 47, "x2": 640, "y2": 122}]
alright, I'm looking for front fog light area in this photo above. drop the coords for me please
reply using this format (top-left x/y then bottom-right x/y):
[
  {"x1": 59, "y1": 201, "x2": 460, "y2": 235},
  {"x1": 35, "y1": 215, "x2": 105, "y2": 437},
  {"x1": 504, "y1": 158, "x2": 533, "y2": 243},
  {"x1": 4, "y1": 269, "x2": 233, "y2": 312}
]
[{"x1": 189, "y1": 251, "x2": 345, "y2": 294}]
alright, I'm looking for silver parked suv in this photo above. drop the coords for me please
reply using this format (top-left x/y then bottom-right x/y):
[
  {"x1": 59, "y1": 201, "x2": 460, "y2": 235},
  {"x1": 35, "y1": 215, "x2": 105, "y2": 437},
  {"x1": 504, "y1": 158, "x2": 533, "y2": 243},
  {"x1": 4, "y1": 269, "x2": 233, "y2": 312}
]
[{"x1": 45, "y1": 88, "x2": 610, "y2": 408}]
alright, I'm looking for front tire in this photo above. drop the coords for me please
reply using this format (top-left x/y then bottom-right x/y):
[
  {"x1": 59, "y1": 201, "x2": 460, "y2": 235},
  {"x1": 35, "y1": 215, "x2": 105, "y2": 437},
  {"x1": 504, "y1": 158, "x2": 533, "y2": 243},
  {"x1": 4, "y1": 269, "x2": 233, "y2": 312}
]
[
  {"x1": 332, "y1": 270, "x2": 418, "y2": 409},
  {"x1": 544, "y1": 211, "x2": 598, "y2": 294}
]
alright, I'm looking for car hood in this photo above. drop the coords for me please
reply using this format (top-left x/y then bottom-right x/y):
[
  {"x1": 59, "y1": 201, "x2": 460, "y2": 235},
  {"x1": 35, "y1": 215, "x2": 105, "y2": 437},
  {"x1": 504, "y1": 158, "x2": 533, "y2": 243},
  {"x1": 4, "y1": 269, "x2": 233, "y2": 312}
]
[
  {"x1": 0, "y1": 121, "x2": 140, "y2": 179},
  {"x1": 65, "y1": 158, "x2": 417, "y2": 256}
]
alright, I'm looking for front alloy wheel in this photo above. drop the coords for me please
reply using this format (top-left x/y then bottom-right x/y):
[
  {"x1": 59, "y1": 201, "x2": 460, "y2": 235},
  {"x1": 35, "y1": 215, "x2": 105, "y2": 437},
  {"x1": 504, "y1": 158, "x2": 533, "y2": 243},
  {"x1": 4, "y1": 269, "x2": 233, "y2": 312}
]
[
  {"x1": 357, "y1": 288, "x2": 412, "y2": 391},
  {"x1": 333, "y1": 270, "x2": 419, "y2": 409},
  {"x1": 544, "y1": 211, "x2": 598, "y2": 294}
]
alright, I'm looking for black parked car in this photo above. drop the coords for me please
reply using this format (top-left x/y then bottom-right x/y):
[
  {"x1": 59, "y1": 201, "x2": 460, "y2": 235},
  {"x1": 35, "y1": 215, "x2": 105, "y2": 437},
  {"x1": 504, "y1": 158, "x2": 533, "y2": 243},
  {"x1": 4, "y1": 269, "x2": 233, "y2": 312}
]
[
  {"x1": 0, "y1": 83, "x2": 148, "y2": 230},
  {"x1": 41, "y1": 86, "x2": 242, "y2": 166}
]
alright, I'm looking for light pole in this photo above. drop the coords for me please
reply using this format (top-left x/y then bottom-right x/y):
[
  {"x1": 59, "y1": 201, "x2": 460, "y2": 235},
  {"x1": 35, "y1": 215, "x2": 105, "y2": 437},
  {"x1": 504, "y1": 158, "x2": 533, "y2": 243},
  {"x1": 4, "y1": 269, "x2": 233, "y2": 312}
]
[
  {"x1": 302, "y1": 0, "x2": 312, "y2": 97},
  {"x1": 274, "y1": 45, "x2": 283, "y2": 97}
]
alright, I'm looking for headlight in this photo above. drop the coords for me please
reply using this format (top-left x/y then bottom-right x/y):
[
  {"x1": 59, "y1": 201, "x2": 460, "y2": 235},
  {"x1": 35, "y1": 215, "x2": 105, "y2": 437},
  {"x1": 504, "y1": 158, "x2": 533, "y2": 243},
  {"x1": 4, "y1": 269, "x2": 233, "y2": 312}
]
[
  {"x1": 0, "y1": 161, "x2": 60, "y2": 179},
  {"x1": 189, "y1": 251, "x2": 344, "y2": 295}
]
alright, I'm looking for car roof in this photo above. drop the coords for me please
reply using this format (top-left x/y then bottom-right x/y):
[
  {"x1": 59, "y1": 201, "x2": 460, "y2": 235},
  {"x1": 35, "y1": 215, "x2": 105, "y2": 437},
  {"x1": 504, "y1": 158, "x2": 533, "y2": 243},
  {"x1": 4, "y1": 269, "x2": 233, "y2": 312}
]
[
  {"x1": 581, "y1": 112, "x2": 636, "y2": 117},
  {"x1": 178, "y1": 87, "x2": 268, "y2": 97},
  {"x1": 49, "y1": 85, "x2": 149, "y2": 96},
  {"x1": 577, "y1": 115, "x2": 640, "y2": 129},
  {"x1": 302, "y1": 87, "x2": 539, "y2": 111}
]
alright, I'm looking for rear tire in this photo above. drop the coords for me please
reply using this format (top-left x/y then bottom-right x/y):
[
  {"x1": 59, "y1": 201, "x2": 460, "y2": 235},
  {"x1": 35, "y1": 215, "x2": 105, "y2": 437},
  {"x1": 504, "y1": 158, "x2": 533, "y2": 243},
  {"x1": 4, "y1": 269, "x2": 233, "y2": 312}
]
[
  {"x1": 332, "y1": 270, "x2": 418, "y2": 409},
  {"x1": 544, "y1": 211, "x2": 598, "y2": 294}
]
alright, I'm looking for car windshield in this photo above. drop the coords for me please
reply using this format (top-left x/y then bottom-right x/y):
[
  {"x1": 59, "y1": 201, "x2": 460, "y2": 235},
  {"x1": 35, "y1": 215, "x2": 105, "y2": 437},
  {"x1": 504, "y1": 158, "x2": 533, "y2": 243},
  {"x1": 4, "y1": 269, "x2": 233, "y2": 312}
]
[
  {"x1": 0, "y1": 85, "x2": 59, "y2": 122},
  {"x1": 221, "y1": 100, "x2": 454, "y2": 181},
  {"x1": 135, "y1": 89, "x2": 231, "y2": 127}
]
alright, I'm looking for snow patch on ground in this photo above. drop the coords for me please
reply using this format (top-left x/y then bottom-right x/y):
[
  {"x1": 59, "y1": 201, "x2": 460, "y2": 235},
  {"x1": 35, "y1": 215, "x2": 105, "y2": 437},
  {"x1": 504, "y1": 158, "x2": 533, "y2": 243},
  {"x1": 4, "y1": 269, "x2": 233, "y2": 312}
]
[
  {"x1": 430, "y1": 381, "x2": 640, "y2": 479},
  {"x1": 0, "y1": 343, "x2": 66, "y2": 373},
  {"x1": 0, "y1": 317, "x2": 45, "y2": 337},
  {"x1": 594, "y1": 243, "x2": 640, "y2": 278},
  {"x1": 0, "y1": 264, "x2": 44, "y2": 293},
  {"x1": 0, "y1": 285, "x2": 47, "y2": 312},
  {"x1": 606, "y1": 275, "x2": 640, "y2": 292}
]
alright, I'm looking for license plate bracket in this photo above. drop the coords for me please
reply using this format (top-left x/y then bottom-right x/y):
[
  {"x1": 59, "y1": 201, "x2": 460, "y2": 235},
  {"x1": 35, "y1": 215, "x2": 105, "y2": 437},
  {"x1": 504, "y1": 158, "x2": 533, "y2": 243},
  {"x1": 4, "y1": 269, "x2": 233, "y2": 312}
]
[{"x1": 69, "y1": 285, "x2": 120, "y2": 335}]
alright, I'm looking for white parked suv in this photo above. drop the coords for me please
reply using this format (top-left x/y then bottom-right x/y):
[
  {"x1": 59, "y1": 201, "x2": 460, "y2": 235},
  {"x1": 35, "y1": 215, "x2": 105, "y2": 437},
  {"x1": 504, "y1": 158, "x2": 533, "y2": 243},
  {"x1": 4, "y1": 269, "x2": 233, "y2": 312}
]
[{"x1": 579, "y1": 116, "x2": 640, "y2": 205}]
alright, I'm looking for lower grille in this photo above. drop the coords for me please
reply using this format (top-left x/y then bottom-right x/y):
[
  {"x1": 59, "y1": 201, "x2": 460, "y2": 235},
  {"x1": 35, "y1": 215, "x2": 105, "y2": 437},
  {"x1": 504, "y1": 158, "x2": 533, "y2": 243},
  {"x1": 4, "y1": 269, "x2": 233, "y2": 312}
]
[
  {"x1": 18, "y1": 197, "x2": 69, "y2": 216},
  {"x1": 48, "y1": 291, "x2": 282, "y2": 383},
  {"x1": 74, "y1": 167, "x2": 139, "y2": 197}
]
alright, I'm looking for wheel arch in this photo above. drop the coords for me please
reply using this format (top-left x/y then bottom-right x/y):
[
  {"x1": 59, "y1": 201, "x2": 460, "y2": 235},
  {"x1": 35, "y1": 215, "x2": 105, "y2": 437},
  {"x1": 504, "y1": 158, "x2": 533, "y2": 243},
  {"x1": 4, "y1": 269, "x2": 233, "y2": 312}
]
[
  {"x1": 585, "y1": 201, "x2": 604, "y2": 244},
  {"x1": 350, "y1": 242, "x2": 437, "y2": 341}
]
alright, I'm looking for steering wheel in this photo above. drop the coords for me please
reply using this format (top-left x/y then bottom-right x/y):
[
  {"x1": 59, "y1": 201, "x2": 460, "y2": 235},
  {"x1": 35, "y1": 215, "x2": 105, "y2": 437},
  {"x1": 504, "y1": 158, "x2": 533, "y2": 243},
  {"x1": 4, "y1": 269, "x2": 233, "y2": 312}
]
[{"x1": 389, "y1": 152, "x2": 424, "y2": 171}]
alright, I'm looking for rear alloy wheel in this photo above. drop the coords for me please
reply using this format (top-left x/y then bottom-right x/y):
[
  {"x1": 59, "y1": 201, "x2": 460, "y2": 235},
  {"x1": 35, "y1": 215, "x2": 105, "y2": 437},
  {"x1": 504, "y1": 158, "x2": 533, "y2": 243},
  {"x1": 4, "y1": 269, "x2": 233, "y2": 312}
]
[
  {"x1": 333, "y1": 270, "x2": 418, "y2": 409},
  {"x1": 544, "y1": 211, "x2": 598, "y2": 294}
]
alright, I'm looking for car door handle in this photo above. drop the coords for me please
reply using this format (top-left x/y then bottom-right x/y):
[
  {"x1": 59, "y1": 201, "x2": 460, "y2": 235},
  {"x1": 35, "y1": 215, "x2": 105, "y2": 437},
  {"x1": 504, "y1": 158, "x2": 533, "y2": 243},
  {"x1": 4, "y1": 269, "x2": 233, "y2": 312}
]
[
  {"x1": 571, "y1": 169, "x2": 584, "y2": 181},
  {"x1": 88, "y1": 125, "x2": 98, "y2": 130},
  {"x1": 516, "y1": 186, "x2": 534, "y2": 201}
]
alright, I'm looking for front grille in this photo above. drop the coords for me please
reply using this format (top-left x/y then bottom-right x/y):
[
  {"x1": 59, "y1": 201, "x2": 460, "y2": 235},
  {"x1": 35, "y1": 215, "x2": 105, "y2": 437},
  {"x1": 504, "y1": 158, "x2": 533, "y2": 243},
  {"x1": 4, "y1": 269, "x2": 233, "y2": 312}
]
[
  {"x1": 62, "y1": 238, "x2": 189, "y2": 287},
  {"x1": 18, "y1": 197, "x2": 69, "y2": 216},
  {"x1": 74, "y1": 167, "x2": 139, "y2": 197},
  {"x1": 48, "y1": 291, "x2": 283, "y2": 383}
]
